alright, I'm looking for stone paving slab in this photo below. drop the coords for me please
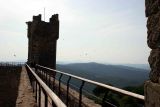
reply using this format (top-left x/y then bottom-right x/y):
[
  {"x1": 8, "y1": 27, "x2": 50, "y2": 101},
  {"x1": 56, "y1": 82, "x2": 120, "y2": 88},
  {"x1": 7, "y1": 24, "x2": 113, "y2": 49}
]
[{"x1": 16, "y1": 66, "x2": 37, "y2": 107}]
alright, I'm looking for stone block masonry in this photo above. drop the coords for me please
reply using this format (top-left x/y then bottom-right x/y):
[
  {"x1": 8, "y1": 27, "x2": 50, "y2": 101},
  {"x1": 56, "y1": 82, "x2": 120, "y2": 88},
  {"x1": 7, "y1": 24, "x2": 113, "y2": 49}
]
[
  {"x1": 145, "y1": 0, "x2": 160, "y2": 106},
  {"x1": 26, "y1": 14, "x2": 59, "y2": 69},
  {"x1": 0, "y1": 66, "x2": 21, "y2": 107},
  {"x1": 145, "y1": 81, "x2": 160, "y2": 107},
  {"x1": 0, "y1": 66, "x2": 36, "y2": 107},
  {"x1": 145, "y1": 0, "x2": 160, "y2": 83}
]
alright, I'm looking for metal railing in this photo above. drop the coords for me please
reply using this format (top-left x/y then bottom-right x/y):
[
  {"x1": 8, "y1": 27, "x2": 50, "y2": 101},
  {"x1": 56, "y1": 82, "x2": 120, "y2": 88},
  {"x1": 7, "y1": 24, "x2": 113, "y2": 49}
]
[
  {"x1": 0, "y1": 62, "x2": 25, "y2": 67},
  {"x1": 26, "y1": 64, "x2": 66, "y2": 107},
  {"x1": 35, "y1": 64, "x2": 145, "y2": 107},
  {"x1": 0, "y1": 62, "x2": 24, "y2": 72}
]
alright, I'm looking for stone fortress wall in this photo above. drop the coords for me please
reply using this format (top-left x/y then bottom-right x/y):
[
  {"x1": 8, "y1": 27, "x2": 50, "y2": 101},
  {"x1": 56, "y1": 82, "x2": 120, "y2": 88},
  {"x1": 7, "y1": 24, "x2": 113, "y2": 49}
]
[{"x1": 145, "y1": 0, "x2": 160, "y2": 107}]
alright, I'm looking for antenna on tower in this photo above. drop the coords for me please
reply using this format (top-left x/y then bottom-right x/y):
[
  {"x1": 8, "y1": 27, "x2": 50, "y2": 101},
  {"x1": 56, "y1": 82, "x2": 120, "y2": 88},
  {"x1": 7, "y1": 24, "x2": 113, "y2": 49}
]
[{"x1": 44, "y1": 7, "x2": 45, "y2": 21}]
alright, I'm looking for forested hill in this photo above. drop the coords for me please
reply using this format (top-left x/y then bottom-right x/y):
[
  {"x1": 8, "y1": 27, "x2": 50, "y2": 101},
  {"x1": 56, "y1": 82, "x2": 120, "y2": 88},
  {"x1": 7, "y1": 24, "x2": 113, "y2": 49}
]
[{"x1": 57, "y1": 62, "x2": 149, "y2": 87}]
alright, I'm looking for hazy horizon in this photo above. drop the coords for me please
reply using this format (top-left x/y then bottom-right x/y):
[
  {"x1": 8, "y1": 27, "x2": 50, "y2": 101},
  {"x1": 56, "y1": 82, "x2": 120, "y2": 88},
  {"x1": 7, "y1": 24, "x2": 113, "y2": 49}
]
[
  {"x1": 0, "y1": 0, "x2": 150, "y2": 64},
  {"x1": 0, "y1": 60, "x2": 149, "y2": 65}
]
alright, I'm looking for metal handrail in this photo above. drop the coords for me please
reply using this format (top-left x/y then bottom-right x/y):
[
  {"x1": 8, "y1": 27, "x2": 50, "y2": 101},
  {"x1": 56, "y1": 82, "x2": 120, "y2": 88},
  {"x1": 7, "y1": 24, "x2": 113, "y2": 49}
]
[
  {"x1": 37, "y1": 64, "x2": 144, "y2": 101},
  {"x1": 26, "y1": 64, "x2": 66, "y2": 107}
]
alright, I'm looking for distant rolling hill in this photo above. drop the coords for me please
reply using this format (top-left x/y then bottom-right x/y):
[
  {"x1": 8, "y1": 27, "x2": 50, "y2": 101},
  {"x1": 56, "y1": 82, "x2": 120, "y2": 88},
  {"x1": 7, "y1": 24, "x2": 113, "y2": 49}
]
[
  {"x1": 121, "y1": 64, "x2": 150, "y2": 70},
  {"x1": 56, "y1": 62, "x2": 149, "y2": 88}
]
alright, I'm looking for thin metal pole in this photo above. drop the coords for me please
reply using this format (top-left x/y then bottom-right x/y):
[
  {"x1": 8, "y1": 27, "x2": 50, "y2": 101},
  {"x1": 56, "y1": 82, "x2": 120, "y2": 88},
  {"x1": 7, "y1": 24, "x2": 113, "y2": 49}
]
[
  {"x1": 52, "y1": 101, "x2": 56, "y2": 107},
  {"x1": 48, "y1": 71, "x2": 51, "y2": 88},
  {"x1": 52, "y1": 73, "x2": 56, "y2": 91},
  {"x1": 79, "y1": 81, "x2": 85, "y2": 107},
  {"x1": 39, "y1": 85, "x2": 41, "y2": 107},
  {"x1": 43, "y1": 88, "x2": 48, "y2": 107},
  {"x1": 36, "y1": 81, "x2": 37, "y2": 102},
  {"x1": 33, "y1": 80, "x2": 35, "y2": 93},
  {"x1": 58, "y1": 74, "x2": 63, "y2": 97},
  {"x1": 66, "y1": 76, "x2": 71, "y2": 106},
  {"x1": 45, "y1": 70, "x2": 48, "y2": 85},
  {"x1": 102, "y1": 92, "x2": 107, "y2": 107},
  {"x1": 43, "y1": 70, "x2": 45, "y2": 80},
  {"x1": 40, "y1": 70, "x2": 42, "y2": 79}
]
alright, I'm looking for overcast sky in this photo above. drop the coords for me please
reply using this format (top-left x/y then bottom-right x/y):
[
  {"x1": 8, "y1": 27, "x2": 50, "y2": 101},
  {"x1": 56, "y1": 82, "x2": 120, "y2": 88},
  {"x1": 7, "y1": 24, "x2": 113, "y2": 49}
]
[{"x1": 0, "y1": 0, "x2": 150, "y2": 64}]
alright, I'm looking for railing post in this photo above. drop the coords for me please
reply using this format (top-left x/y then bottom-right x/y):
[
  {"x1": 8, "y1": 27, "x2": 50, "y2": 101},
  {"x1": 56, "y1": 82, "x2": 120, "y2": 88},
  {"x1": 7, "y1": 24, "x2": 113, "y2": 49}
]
[
  {"x1": 43, "y1": 88, "x2": 48, "y2": 107},
  {"x1": 52, "y1": 72, "x2": 56, "y2": 91},
  {"x1": 52, "y1": 101, "x2": 56, "y2": 107},
  {"x1": 43, "y1": 70, "x2": 45, "y2": 80},
  {"x1": 39, "y1": 84, "x2": 41, "y2": 107},
  {"x1": 48, "y1": 71, "x2": 51, "y2": 88},
  {"x1": 32, "y1": 78, "x2": 35, "y2": 93},
  {"x1": 79, "y1": 81, "x2": 85, "y2": 107},
  {"x1": 102, "y1": 92, "x2": 107, "y2": 107},
  {"x1": 45, "y1": 70, "x2": 48, "y2": 85},
  {"x1": 41, "y1": 69, "x2": 43, "y2": 80},
  {"x1": 66, "y1": 76, "x2": 71, "y2": 106},
  {"x1": 35, "y1": 65, "x2": 37, "y2": 74},
  {"x1": 36, "y1": 80, "x2": 38, "y2": 102},
  {"x1": 40, "y1": 69, "x2": 42, "y2": 79},
  {"x1": 58, "y1": 74, "x2": 63, "y2": 97}
]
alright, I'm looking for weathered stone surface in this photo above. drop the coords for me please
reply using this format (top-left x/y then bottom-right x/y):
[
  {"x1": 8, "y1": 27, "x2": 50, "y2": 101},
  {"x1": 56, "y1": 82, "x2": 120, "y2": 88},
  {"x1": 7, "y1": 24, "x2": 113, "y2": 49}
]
[
  {"x1": 16, "y1": 66, "x2": 36, "y2": 107},
  {"x1": 26, "y1": 14, "x2": 59, "y2": 69},
  {"x1": 0, "y1": 66, "x2": 21, "y2": 107},
  {"x1": 146, "y1": 0, "x2": 160, "y2": 82},
  {"x1": 148, "y1": 49, "x2": 160, "y2": 82},
  {"x1": 145, "y1": 0, "x2": 160, "y2": 106},
  {"x1": 147, "y1": 12, "x2": 160, "y2": 49},
  {"x1": 145, "y1": 0, "x2": 160, "y2": 17},
  {"x1": 145, "y1": 81, "x2": 160, "y2": 107}
]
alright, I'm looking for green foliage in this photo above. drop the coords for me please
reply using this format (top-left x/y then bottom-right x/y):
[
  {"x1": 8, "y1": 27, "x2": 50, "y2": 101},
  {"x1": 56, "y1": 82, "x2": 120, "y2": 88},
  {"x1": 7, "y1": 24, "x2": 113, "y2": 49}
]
[
  {"x1": 91, "y1": 84, "x2": 144, "y2": 107},
  {"x1": 93, "y1": 85, "x2": 110, "y2": 96},
  {"x1": 123, "y1": 85, "x2": 144, "y2": 95}
]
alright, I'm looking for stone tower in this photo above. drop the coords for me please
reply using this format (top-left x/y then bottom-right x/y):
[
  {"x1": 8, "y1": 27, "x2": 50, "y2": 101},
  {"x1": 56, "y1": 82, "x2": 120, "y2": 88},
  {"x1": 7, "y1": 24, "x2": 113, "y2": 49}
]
[
  {"x1": 26, "y1": 14, "x2": 59, "y2": 69},
  {"x1": 145, "y1": 0, "x2": 160, "y2": 107}
]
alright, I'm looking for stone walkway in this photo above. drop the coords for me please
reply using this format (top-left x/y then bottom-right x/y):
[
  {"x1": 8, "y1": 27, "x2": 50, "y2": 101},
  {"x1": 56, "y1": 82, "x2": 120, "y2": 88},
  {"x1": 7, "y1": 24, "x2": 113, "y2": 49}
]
[{"x1": 16, "y1": 66, "x2": 37, "y2": 107}]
